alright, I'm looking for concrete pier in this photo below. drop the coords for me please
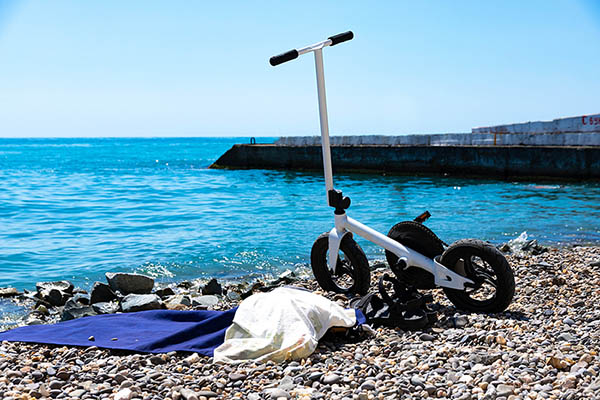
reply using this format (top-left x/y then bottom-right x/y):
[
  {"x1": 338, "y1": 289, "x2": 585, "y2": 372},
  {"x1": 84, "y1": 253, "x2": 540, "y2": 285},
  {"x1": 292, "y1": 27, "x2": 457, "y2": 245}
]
[{"x1": 210, "y1": 144, "x2": 600, "y2": 180}]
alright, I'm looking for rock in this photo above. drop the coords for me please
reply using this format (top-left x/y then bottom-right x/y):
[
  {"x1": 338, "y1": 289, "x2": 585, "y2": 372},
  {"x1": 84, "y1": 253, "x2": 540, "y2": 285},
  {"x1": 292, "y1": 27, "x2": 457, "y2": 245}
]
[
  {"x1": 150, "y1": 355, "x2": 166, "y2": 365},
  {"x1": 179, "y1": 388, "x2": 198, "y2": 400},
  {"x1": 228, "y1": 373, "x2": 247, "y2": 382},
  {"x1": 48, "y1": 380, "x2": 62, "y2": 390},
  {"x1": 0, "y1": 287, "x2": 19, "y2": 297},
  {"x1": 278, "y1": 375, "x2": 294, "y2": 391},
  {"x1": 36, "y1": 280, "x2": 74, "y2": 294},
  {"x1": 91, "y1": 301, "x2": 119, "y2": 314},
  {"x1": 165, "y1": 294, "x2": 191, "y2": 309},
  {"x1": 90, "y1": 282, "x2": 117, "y2": 304},
  {"x1": 196, "y1": 391, "x2": 218, "y2": 398},
  {"x1": 558, "y1": 332, "x2": 576, "y2": 342},
  {"x1": 360, "y1": 380, "x2": 376, "y2": 391},
  {"x1": 410, "y1": 375, "x2": 425, "y2": 387},
  {"x1": 419, "y1": 333, "x2": 435, "y2": 341},
  {"x1": 105, "y1": 272, "x2": 154, "y2": 295},
  {"x1": 308, "y1": 372, "x2": 324, "y2": 381},
  {"x1": 322, "y1": 373, "x2": 341, "y2": 384},
  {"x1": 496, "y1": 384, "x2": 515, "y2": 397},
  {"x1": 589, "y1": 260, "x2": 600, "y2": 267},
  {"x1": 121, "y1": 294, "x2": 164, "y2": 312},
  {"x1": 184, "y1": 353, "x2": 200, "y2": 364},
  {"x1": 547, "y1": 356, "x2": 571, "y2": 370},
  {"x1": 72, "y1": 292, "x2": 90, "y2": 305},
  {"x1": 265, "y1": 388, "x2": 290, "y2": 399},
  {"x1": 191, "y1": 295, "x2": 219, "y2": 309},
  {"x1": 56, "y1": 371, "x2": 70, "y2": 381},
  {"x1": 452, "y1": 315, "x2": 469, "y2": 328},
  {"x1": 155, "y1": 287, "x2": 175, "y2": 298},
  {"x1": 563, "y1": 317, "x2": 575, "y2": 325},
  {"x1": 201, "y1": 278, "x2": 222, "y2": 295},
  {"x1": 39, "y1": 288, "x2": 70, "y2": 307},
  {"x1": 61, "y1": 306, "x2": 97, "y2": 321},
  {"x1": 114, "y1": 388, "x2": 133, "y2": 400},
  {"x1": 272, "y1": 270, "x2": 296, "y2": 285}
]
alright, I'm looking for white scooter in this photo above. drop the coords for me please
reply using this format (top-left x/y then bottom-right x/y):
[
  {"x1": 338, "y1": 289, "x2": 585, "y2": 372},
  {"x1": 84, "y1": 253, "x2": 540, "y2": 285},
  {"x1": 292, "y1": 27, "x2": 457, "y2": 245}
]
[{"x1": 270, "y1": 32, "x2": 515, "y2": 312}]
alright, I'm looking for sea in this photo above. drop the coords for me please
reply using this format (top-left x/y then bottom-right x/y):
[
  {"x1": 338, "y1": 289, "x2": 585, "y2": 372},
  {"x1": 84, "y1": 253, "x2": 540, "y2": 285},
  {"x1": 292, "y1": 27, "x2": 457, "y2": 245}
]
[{"x1": 1, "y1": 137, "x2": 599, "y2": 295}]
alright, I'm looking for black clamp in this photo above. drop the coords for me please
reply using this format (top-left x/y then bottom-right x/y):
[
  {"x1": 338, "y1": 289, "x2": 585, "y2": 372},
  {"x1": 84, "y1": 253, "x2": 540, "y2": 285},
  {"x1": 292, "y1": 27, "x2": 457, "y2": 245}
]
[{"x1": 328, "y1": 189, "x2": 351, "y2": 215}]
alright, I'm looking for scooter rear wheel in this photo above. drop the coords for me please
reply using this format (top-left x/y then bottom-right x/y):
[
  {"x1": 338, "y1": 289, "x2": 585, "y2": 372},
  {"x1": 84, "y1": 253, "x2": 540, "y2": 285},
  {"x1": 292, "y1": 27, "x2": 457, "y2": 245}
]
[
  {"x1": 440, "y1": 239, "x2": 515, "y2": 313},
  {"x1": 311, "y1": 232, "x2": 370, "y2": 295}
]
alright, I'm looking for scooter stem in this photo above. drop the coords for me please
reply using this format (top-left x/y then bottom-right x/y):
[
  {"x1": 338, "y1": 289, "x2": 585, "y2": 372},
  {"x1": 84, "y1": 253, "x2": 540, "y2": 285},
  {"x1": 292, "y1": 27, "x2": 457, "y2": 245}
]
[{"x1": 314, "y1": 48, "x2": 335, "y2": 198}]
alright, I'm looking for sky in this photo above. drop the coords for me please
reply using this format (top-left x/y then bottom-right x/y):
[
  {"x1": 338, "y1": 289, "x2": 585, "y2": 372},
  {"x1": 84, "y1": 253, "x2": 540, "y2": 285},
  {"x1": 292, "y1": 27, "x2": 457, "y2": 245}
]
[{"x1": 0, "y1": 0, "x2": 599, "y2": 138}]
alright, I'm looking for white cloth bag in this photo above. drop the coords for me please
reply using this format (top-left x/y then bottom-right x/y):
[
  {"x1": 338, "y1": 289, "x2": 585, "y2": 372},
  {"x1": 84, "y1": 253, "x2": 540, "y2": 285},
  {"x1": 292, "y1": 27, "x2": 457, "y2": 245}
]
[{"x1": 213, "y1": 287, "x2": 357, "y2": 363}]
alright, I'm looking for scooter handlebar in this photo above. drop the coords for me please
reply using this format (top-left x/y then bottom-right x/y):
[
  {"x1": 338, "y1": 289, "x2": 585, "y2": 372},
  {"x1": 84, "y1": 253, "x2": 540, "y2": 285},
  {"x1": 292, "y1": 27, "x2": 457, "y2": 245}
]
[
  {"x1": 269, "y1": 31, "x2": 354, "y2": 66},
  {"x1": 328, "y1": 31, "x2": 353, "y2": 46},
  {"x1": 269, "y1": 49, "x2": 299, "y2": 66}
]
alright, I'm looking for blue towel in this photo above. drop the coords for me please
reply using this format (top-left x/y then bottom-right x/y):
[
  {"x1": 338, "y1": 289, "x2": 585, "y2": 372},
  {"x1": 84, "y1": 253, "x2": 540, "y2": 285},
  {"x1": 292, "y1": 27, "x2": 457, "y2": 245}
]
[
  {"x1": 0, "y1": 308, "x2": 365, "y2": 356},
  {"x1": 0, "y1": 308, "x2": 237, "y2": 357}
]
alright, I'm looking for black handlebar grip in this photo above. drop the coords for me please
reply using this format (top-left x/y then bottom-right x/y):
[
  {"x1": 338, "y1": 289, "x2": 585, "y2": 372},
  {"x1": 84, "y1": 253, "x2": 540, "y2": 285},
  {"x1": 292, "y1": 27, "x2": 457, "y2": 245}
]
[
  {"x1": 328, "y1": 31, "x2": 354, "y2": 46},
  {"x1": 269, "y1": 49, "x2": 299, "y2": 66}
]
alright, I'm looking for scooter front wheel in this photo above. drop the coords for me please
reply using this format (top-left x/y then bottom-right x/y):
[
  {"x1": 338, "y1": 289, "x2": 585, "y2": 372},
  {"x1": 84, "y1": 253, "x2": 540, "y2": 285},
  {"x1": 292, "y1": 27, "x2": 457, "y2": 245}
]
[
  {"x1": 441, "y1": 239, "x2": 515, "y2": 313},
  {"x1": 311, "y1": 232, "x2": 370, "y2": 295}
]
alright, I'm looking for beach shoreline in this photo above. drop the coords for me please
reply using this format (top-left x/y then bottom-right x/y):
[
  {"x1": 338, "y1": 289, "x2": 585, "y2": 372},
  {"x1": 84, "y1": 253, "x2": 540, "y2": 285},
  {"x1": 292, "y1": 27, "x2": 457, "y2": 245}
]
[{"x1": 0, "y1": 245, "x2": 599, "y2": 399}]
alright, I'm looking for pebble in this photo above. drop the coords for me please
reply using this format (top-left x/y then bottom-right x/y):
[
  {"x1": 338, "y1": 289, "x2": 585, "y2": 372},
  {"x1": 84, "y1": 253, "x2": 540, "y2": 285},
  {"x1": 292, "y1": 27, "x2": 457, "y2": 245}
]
[
  {"x1": 114, "y1": 388, "x2": 133, "y2": 400},
  {"x1": 0, "y1": 246, "x2": 598, "y2": 399},
  {"x1": 322, "y1": 373, "x2": 341, "y2": 384}
]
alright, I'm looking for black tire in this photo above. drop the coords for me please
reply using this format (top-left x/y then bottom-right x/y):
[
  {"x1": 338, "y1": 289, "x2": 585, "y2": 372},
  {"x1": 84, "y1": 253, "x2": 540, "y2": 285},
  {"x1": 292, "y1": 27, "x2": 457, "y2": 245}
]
[
  {"x1": 311, "y1": 232, "x2": 370, "y2": 295},
  {"x1": 385, "y1": 221, "x2": 445, "y2": 289},
  {"x1": 441, "y1": 239, "x2": 515, "y2": 313}
]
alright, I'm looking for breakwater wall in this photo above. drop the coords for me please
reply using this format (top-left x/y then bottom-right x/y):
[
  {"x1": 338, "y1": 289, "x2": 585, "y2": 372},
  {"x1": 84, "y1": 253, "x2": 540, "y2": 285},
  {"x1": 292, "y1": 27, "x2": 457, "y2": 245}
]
[
  {"x1": 211, "y1": 144, "x2": 600, "y2": 179},
  {"x1": 473, "y1": 113, "x2": 600, "y2": 134},
  {"x1": 274, "y1": 132, "x2": 600, "y2": 147}
]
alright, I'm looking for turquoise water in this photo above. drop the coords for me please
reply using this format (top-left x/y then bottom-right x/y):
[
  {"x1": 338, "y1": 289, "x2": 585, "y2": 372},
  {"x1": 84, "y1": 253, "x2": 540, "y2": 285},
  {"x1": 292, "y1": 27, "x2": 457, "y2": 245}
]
[{"x1": 1, "y1": 137, "x2": 599, "y2": 291}]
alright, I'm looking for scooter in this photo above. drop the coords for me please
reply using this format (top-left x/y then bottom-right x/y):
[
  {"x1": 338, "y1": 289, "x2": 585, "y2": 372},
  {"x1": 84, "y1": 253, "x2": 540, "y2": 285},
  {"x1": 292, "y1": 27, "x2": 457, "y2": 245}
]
[{"x1": 270, "y1": 32, "x2": 515, "y2": 313}]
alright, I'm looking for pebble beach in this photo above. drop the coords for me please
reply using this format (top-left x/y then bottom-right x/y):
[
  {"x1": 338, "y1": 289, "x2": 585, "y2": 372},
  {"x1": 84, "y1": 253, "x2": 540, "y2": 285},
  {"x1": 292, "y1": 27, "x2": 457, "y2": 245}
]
[{"x1": 1, "y1": 245, "x2": 599, "y2": 400}]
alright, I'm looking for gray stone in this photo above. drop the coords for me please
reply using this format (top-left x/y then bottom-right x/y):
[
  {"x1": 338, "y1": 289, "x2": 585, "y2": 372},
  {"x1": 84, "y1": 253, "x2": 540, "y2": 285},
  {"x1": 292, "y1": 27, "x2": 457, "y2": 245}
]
[
  {"x1": 228, "y1": 373, "x2": 247, "y2": 382},
  {"x1": 201, "y1": 278, "x2": 222, "y2": 295},
  {"x1": 360, "y1": 380, "x2": 376, "y2": 391},
  {"x1": 61, "y1": 306, "x2": 97, "y2": 321},
  {"x1": 92, "y1": 301, "x2": 119, "y2": 314},
  {"x1": 308, "y1": 372, "x2": 324, "y2": 381},
  {"x1": 419, "y1": 333, "x2": 435, "y2": 341},
  {"x1": 105, "y1": 272, "x2": 154, "y2": 295},
  {"x1": 497, "y1": 384, "x2": 515, "y2": 397},
  {"x1": 39, "y1": 288, "x2": 70, "y2": 307},
  {"x1": 36, "y1": 280, "x2": 74, "y2": 294},
  {"x1": 191, "y1": 295, "x2": 219, "y2": 308},
  {"x1": 72, "y1": 292, "x2": 90, "y2": 305},
  {"x1": 150, "y1": 355, "x2": 166, "y2": 365},
  {"x1": 196, "y1": 391, "x2": 218, "y2": 398},
  {"x1": 48, "y1": 380, "x2": 62, "y2": 390},
  {"x1": 155, "y1": 287, "x2": 175, "y2": 298},
  {"x1": 0, "y1": 287, "x2": 19, "y2": 297},
  {"x1": 90, "y1": 282, "x2": 117, "y2": 304},
  {"x1": 265, "y1": 388, "x2": 290, "y2": 399},
  {"x1": 563, "y1": 317, "x2": 575, "y2": 325},
  {"x1": 410, "y1": 375, "x2": 425, "y2": 387},
  {"x1": 558, "y1": 332, "x2": 577, "y2": 342},
  {"x1": 165, "y1": 294, "x2": 191, "y2": 308},
  {"x1": 121, "y1": 294, "x2": 164, "y2": 312},
  {"x1": 453, "y1": 315, "x2": 469, "y2": 328},
  {"x1": 322, "y1": 374, "x2": 341, "y2": 384}
]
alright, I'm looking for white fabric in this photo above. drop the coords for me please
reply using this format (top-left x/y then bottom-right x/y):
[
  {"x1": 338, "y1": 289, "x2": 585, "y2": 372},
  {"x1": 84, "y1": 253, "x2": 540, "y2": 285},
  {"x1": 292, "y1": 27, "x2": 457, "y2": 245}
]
[{"x1": 213, "y1": 287, "x2": 356, "y2": 363}]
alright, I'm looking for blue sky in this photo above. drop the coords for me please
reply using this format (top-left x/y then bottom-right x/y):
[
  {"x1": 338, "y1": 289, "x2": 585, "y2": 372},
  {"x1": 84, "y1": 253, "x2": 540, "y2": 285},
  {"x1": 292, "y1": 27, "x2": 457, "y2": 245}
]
[{"x1": 0, "y1": 0, "x2": 598, "y2": 137}]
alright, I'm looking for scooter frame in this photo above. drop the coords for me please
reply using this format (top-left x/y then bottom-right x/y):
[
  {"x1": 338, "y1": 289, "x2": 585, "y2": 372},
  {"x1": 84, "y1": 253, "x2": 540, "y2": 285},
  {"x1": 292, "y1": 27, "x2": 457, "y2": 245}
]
[{"x1": 270, "y1": 32, "x2": 473, "y2": 291}]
